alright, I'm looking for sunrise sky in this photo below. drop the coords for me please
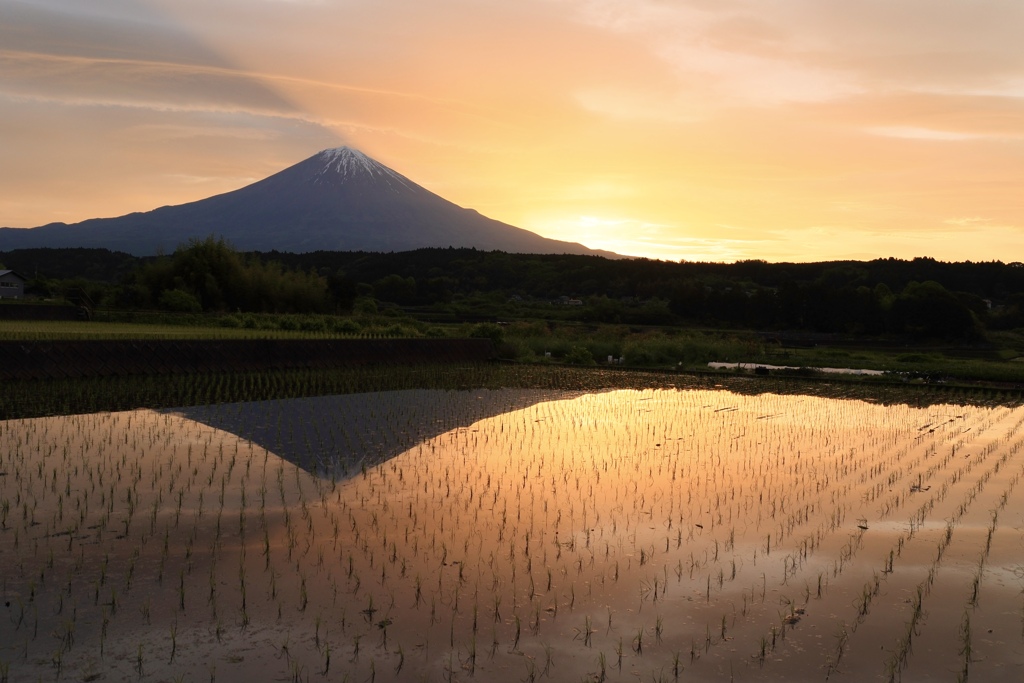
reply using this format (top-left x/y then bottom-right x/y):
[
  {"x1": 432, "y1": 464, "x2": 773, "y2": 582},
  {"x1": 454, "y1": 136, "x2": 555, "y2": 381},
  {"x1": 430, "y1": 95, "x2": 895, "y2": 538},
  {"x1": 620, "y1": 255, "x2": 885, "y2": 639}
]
[{"x1": 2, "y1": 0, "x2": 1022, "y2": 262}]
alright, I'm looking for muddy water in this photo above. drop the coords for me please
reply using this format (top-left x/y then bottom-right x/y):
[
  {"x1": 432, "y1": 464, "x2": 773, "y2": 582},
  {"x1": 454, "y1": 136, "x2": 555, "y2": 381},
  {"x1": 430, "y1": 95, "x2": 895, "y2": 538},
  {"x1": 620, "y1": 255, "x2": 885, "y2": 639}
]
[{"x1": 1, "y1": 389, "x2": 1023, "y2": 682}]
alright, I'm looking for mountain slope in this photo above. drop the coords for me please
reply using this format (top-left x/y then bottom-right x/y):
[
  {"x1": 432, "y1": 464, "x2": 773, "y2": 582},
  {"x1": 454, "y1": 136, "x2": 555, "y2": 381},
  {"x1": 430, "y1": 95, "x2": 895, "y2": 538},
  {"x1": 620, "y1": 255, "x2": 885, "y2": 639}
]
[{"x1": 0, "y1": 148, "x2": 615, "y2": 257}]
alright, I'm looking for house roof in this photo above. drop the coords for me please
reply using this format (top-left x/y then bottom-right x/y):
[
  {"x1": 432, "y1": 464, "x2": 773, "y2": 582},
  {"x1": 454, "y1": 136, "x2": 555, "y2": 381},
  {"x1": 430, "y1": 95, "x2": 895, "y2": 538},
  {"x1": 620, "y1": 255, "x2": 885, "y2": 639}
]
[{"x1": 0, "y1": 270, "x2": 27, "y2": 281}]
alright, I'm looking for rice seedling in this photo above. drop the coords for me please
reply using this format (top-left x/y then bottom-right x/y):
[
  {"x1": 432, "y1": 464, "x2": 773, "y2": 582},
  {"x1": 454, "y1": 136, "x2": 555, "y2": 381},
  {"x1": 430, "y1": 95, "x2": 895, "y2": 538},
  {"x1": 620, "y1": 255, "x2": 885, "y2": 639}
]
[{"x1": 957, "y1": 610, "x2": 973, "y2": 683}]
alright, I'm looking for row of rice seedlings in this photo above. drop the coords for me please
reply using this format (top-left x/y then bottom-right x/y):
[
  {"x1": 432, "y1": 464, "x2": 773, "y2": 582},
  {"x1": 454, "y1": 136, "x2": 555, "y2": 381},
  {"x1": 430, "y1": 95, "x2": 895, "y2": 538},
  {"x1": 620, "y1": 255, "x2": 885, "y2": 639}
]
[
  {"x1": 4, "y1": 359, "x2": 1020, "y2": 422},
  {"x1": 2, "y1": 386, "x2": 1021, "y2": 681},
  {"x1": 0, "y1": 409, "x2": 290, "y2": 679},
  {"x1": 282, "y1": 389, "x2": 905, "y2": 679},
  {"x1": 822, "y1": 409, "x2": 1024, "y2": 681},
  {"x1": 746, "y1": 403, "x2": 1024, "y2": 677},
  {"x1": 1, "y1": 363, "x2": 567, "y2": 420},
  {"x1": 309, "y1": 390, "x2": 1020, "y2": 680},
  {"x1": 884, "y1": 472, "x2": 1000, "y2": 678},
  {"x1": 904, "y1": 431, "x2": 1024, "y2": 683}
]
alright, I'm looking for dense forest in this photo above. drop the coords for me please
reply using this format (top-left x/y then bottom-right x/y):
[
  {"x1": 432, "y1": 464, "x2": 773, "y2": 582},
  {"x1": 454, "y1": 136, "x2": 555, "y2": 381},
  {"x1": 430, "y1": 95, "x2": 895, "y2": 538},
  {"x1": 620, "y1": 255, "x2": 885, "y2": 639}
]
[{"x1": 3, "y1": 241, "x2": 1023, "y2": 339}]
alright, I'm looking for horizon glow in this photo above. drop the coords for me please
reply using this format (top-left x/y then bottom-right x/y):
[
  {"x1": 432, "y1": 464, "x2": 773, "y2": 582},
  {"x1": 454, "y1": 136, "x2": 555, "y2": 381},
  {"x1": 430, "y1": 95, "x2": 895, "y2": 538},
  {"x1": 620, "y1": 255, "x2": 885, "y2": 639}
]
[{"x1": 1, "y1": 0, "x2": 1022, "y2": 263}]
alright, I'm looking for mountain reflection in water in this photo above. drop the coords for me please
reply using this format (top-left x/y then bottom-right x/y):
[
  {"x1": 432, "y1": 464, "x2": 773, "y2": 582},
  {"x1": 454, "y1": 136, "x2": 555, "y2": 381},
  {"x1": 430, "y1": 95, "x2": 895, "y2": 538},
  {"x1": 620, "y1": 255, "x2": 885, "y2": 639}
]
[{"x1": 169, "y1": 388, "x2": 581, "y2": 477}]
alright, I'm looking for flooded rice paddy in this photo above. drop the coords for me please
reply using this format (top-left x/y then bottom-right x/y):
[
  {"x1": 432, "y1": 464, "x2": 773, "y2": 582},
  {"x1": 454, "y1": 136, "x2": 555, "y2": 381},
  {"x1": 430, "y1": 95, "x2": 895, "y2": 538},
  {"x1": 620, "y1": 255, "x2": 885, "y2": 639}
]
[{"x1": 2, "y1": 387, "x2": 1024, "y2": 682}]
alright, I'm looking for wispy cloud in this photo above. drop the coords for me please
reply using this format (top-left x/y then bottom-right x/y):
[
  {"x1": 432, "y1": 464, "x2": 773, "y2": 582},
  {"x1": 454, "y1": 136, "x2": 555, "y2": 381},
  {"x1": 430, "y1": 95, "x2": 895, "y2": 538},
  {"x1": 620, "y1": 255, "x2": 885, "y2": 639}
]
[{"x1": 864, "y1": 126, "x2": 988, "y2": 141}]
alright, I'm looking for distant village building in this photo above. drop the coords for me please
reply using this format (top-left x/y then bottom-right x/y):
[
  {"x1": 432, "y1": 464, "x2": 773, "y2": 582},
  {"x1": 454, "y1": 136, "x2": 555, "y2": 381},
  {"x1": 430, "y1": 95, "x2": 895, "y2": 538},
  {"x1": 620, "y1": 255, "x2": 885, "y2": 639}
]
[{"x1": 0, "y1": 270, "x2": 26, "y2": 299}]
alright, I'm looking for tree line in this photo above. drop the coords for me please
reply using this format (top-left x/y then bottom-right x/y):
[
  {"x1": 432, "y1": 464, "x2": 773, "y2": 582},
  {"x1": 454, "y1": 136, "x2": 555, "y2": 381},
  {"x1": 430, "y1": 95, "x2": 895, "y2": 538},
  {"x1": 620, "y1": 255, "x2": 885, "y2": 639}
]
[
  {"x1": 256, "y1": 248, "x2": 1024, "y2": 339},
  {"x1": 3, "y1": 243, "x2": 1023, "y2": 339},
  {"x1": 3, "y1": 239, "x2": 355, "y2": 315}
]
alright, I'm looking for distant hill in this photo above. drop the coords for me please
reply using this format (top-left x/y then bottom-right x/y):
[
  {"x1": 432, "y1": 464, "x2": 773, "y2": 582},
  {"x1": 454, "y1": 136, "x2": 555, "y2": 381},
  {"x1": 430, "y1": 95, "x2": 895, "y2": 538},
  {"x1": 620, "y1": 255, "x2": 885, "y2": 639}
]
[{"x1": 0, "y1": 148, "x2": 617, "y2": 257}]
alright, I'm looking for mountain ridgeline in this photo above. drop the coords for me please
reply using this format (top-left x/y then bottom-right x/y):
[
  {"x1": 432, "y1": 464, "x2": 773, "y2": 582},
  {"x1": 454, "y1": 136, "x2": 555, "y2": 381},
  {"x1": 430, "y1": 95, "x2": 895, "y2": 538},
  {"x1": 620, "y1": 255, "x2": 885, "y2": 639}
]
[{"x1": 0, "y1": 148, "x2": 615, "y2": 257}]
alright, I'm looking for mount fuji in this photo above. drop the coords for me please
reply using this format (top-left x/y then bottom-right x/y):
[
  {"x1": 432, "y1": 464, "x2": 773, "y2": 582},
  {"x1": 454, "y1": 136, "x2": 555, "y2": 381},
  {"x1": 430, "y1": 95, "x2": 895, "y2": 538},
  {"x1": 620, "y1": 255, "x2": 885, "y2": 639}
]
[{"x1": 0, "y1": 148, "x2": 615, "y2": 257}]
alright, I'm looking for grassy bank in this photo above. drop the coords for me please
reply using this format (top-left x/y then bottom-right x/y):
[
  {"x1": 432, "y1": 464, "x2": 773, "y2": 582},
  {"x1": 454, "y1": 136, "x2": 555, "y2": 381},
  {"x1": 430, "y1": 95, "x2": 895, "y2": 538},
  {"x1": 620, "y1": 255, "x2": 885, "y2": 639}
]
[
  {"x1": 494, "y1": 321, "x2": 1024, "y2": 385},
  {"x1": 3, "y1": 314, "x2": 1023, "y2": 386}
]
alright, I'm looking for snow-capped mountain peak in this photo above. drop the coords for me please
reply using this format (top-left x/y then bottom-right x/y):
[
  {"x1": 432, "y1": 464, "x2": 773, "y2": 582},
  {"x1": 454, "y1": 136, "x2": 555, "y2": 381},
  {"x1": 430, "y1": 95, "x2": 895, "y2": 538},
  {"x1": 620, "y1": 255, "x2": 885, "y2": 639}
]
[{"x1": 314, "y1": 147, "x2": 413, "y2": 190}]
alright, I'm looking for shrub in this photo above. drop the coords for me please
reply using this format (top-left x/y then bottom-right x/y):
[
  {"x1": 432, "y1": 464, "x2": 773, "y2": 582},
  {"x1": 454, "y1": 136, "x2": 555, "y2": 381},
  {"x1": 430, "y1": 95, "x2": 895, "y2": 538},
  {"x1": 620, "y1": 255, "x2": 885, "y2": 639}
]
[
  {"x1": 331, "y1": 319, "x2": 362, "y2": 335},
  {"x1": 564, "y1": 345, "x2": 596, "y2": 365},
  {"x1": 468, "y1": 323, "x2": 504, "y2": 343},
  {"x1": 495, "y1": 338, "x2": 535, "y2": 360},
  {"x1": 353, "y1": 298, "x2": 378, "y2": 315},
  {"x1": 299, "y1": 317, "x2": 328, "y2": 333},
  {"x1": 158, "y1": 289, "x2": 202, "y2": 313}
]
